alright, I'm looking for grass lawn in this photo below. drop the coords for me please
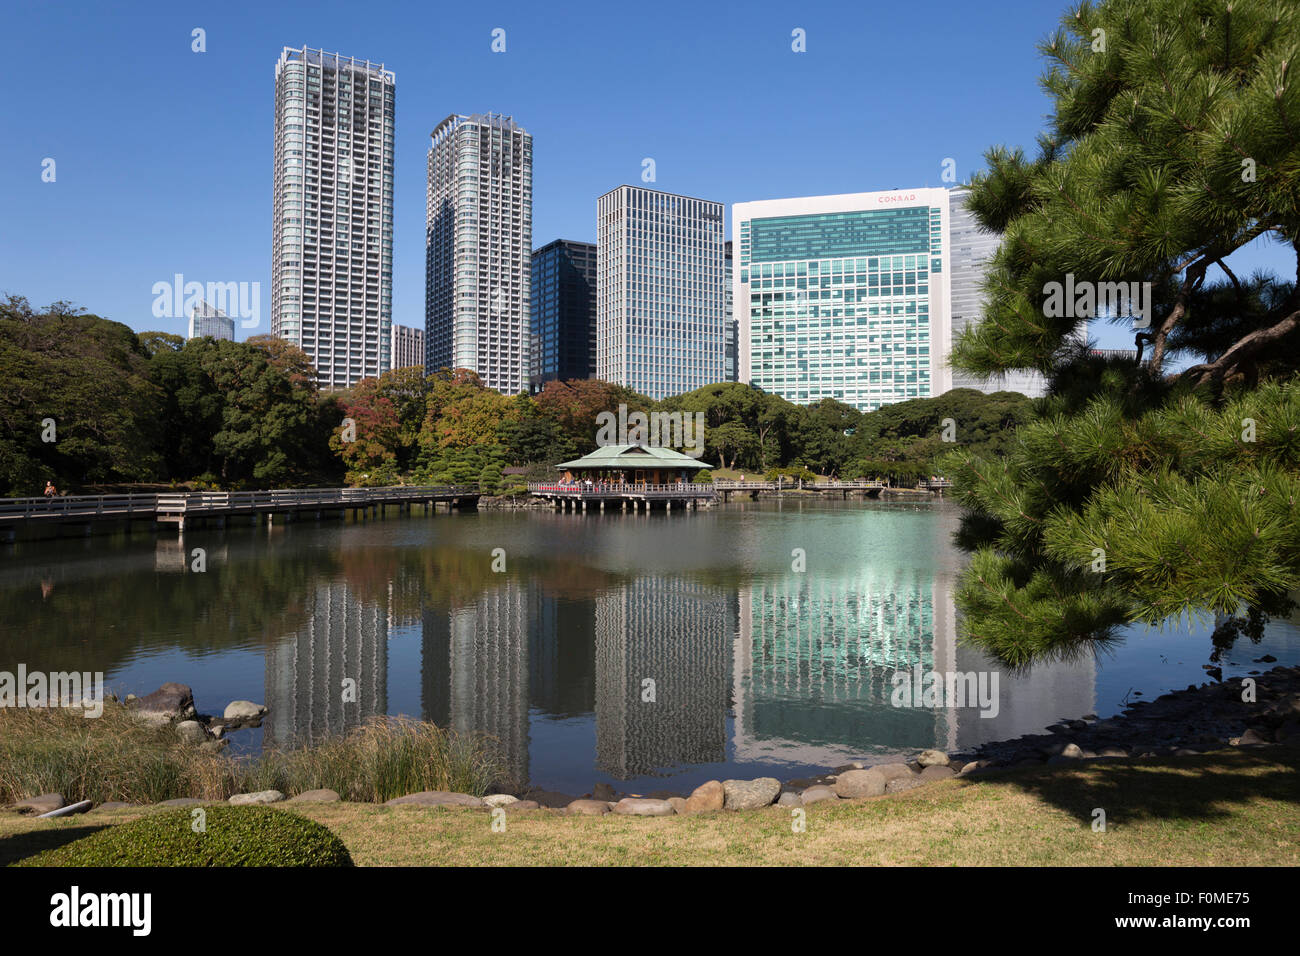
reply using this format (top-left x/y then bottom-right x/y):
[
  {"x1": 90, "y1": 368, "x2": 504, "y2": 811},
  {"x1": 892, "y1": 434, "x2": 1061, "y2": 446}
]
[{"x1": 3, "y1": 750, "x2": 1297, "y2": 866}]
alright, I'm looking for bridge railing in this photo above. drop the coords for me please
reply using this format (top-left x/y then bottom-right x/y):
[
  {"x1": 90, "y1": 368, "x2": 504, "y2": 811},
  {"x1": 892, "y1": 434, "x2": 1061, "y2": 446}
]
[
  {"x1": 0, "y1": 493, "x2": 159, "y2": 520},
  {"x1": 154, "y1": 485, "x2": 479, "y2": 513},
  {"x1": 528, "y1": 482, "x2": 716, "y2": 496},
  {"x1": 3, "y1": 485, "x2": 482, "y2": 520},
  {"x1": 712, "y1": 480, "x2": 887, "y2": 490}
]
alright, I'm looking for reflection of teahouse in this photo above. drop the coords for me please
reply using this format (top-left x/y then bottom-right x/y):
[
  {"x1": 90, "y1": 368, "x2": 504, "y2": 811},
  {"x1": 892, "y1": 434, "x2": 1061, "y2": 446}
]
[{"x1": 555, "y1": 444, "x2": 713, "y2": 485}]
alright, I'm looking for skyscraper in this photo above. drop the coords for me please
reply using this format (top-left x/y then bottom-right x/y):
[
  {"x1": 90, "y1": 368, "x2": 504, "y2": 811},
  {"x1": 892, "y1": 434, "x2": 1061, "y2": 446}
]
[
  {"x1": 530, "y1": 239, "x2": 597, "y2": 392},
  {"x1": 596, "y1": 185, "x2": 726, "y2": 400},
  {"x1": 390, "y1": 323, "x2": 425, "y2": 371},
  {"x1": 425, "y1": 113, "x2": 532, "y2": 394},
  {"x1": 948, "y1": 187, "x2": 1048, "y2": 396},
  {"x1": 724, "y1": 240, "x2": 737, "y2": 382},
  {"x1": 733, "y1": 186, "x2": 1045, "y2": 413},
  {"x1": 272, "y1": 47, "x2": 395, "y2": 389},
  {"x1": 187, "y1": 300, "x2": 235, "y2": 341}
]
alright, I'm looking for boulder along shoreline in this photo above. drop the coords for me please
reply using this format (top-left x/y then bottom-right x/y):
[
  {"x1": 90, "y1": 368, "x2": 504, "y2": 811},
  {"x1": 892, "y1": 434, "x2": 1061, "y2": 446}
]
[{"x1": 6, "y1": 665, "x2": 1298, "y2": 818}]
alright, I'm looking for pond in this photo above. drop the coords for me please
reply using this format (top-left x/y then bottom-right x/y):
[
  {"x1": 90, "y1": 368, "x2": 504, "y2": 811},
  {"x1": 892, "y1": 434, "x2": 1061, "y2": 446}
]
[{"x1": 2, "y1": 499, "x2": 1296, "y2": 795}]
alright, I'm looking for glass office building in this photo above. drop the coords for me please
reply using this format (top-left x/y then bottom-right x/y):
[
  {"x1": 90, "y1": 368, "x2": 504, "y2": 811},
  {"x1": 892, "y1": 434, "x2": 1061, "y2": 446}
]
[
  {"x1": 187, "y1": 300, "x2": 235, "y2": 342},
  {"x1": 530, "y1": 239, "x2": 597, "y2": 391},
  {"x1": 272, "y1": 47, "x2": 395, "y2": 389},
  {"x1": 425, "y1": 113, "x2": 532, "y2": 395},
  {"x1": 597, "y1": 185, "x2": 726, "y2": 400},
  {"x1": 734, "y1": 187, "x2": 1045, "y2": 412}
]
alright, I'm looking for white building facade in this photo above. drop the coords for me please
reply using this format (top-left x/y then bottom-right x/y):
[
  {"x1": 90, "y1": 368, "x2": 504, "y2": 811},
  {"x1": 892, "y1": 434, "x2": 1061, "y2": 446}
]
[
  {"x1": 596, "y1": 185, "x2": 726, "y2": 400},
  {"x1": 390, "y1": 323, "x2": 425, "y2": 371},
  {"x1": 733, "y1": 187, "x2": 1045, "y2": 412},
  {"x1": 425, "y1": 113, "x2": 532, "y2": 394},
  {"x1": 271, "y1": 47, "x2": 395, "y2": 389},
  {"x1": 187, "y1": 300, "x2": 235, "y2": 341}
]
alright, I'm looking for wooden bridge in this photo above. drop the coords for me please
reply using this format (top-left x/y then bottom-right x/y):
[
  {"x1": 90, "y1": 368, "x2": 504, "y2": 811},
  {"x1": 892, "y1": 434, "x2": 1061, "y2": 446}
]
[{"x1": 0, "y1": 486, "x2": 480, "y2": 540}]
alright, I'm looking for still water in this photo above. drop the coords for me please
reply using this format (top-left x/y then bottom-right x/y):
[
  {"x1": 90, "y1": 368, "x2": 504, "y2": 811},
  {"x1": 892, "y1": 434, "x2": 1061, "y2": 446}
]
[{"x1": 2, "y1": 500, "x2": 1297, "y2": 794}]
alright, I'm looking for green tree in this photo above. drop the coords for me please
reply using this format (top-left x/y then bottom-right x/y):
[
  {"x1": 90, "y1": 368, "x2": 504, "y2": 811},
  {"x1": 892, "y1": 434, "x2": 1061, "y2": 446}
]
[
  {"x1": 947, "y1": 0, "x2": 1300, "y2": 666},
  {"x1": 0, "y1": 297, "x2": 162, "y2": 495}
]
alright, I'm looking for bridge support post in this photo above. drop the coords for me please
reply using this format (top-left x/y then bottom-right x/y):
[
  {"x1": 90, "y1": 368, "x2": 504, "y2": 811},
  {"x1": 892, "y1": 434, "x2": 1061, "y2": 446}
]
[{"x1": 666, "y1": 500, "x2": 672, "y2": 513}]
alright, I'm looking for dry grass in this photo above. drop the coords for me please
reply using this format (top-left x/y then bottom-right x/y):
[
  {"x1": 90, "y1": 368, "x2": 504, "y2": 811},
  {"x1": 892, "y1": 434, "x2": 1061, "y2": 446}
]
[
  {"x1": 0, "y1": 707, "x2": 504, "y2": 807},
  {"x1": 5, "y1": 749, "x2": 1297, "y2": 867},
  {"x1": 0, "y1": 705, "x2": 238, "y2": 805}
]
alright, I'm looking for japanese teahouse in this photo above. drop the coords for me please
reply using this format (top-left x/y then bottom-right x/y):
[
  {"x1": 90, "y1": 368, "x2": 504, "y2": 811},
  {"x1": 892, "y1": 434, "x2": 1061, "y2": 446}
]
[{"x1": 554, "y1": 444, "x2": 712, "y2": 485}]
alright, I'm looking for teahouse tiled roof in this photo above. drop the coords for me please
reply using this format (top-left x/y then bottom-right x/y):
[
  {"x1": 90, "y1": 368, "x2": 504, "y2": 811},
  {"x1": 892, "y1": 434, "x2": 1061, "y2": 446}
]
[{"x1": 555, "y1": 444, "x2": 712, "y2": 470}]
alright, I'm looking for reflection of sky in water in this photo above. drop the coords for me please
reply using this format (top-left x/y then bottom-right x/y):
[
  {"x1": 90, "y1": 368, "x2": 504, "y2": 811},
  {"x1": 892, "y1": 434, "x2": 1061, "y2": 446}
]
[{"x1": 2, "y1": 500, "x2": 1296, "y2": 793}]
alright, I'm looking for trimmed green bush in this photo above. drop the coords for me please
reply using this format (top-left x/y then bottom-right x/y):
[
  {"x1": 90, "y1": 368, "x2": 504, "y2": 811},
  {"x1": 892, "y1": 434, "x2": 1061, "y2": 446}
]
[{"x1": 17, "y1": 806, "x2": 353, "y2": 867}]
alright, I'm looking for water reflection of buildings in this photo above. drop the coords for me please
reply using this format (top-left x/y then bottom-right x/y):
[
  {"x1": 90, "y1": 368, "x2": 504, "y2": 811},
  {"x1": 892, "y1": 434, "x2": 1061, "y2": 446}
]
[
  {"x1": 594, "y1": 577, "x2": 732, "y2": 777},
  {"x1": 734, "y1": 564, "x2": 1096, "y2": 764},
  {"x1": 734, "y1": 570, "x2": 947, "y2": 767},
  {"x1": 421, "y1": 581, "x2": 532, "y2": 786},
  {"x1": 262, "y1": 526, "x2": 1095, "y2": 785},
  {"x1": 264, "y1": 579, "x2": 388, "y2": 748}
]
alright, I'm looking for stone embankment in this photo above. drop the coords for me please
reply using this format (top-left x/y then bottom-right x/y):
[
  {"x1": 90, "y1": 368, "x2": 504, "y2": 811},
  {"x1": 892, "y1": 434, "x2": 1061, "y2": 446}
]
[{"x1": 6, "y1": 667, "x2": 1297, "y2": 818}]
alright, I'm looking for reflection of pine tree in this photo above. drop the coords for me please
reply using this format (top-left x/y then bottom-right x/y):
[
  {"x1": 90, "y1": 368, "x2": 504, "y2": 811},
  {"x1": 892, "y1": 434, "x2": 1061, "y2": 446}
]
[{"x1": 946, "y1": 0, "x2": 1300, "y2": 666}]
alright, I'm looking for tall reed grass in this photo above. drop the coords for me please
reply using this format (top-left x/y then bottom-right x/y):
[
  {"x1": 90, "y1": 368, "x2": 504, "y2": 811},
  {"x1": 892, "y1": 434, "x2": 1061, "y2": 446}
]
[{"x1": 0, "y1": 705, "x2": 505, "y2": 805}]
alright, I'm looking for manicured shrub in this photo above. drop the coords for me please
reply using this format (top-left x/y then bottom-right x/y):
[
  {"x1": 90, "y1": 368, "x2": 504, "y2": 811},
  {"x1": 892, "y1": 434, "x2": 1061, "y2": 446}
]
[{"x1": 18, "y1": 806, "x2": 353, "y2": 867}]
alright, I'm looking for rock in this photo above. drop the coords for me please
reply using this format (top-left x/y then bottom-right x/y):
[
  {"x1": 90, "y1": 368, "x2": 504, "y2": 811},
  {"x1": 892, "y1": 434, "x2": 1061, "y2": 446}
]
[
  {"x1": 776, "y1": 791, "x2": 802, "y2": 807},
  {"x1": 1060, "y1": 742, "x2": 1085, "y2": 759},
  {"x1": 483, "y1": 794, "x2": 519, "y2": 808},
  {"x1": 959, "y1": 761, "x2": 982, "y2": 775},
  {"x1": 134, "y1": 711, "x2": 173, "y2": 728},
  {"x1": 565, "y1": 799, "x2": 611, "y2": 815},
  {"x1": 799, "y1": 785, "x2": 838, "y2": 805},
  {"x1": 175, "y1": 720, "x2": 207, "y2": 744},
  {"x1": 9, "y1": 793, "x2": 64, "y2": 814},
  {"x1": 612, "y1": 797, "x2": 676, "y2": 816},
  {"x1": 722, "y1": 777, "x2": 781, "y2": 810},
  {"x1": 223, "y1": 700, "x2": 267, "y2": 721},
  {"x1": 916, "y1": 749, "x2": 949, "y2": 767},
  {"x1": 831, "y1": 768, "x2": 887, "y2": 799},
  {"x1": 1098, "y1": 746, "x2": 1129, "y2": 758},
  {"x1": 288, "y1": 789, "x2": 341, "y2": 803},
  {"x1": 526, "y1": 790, "x2": 578, "y2": 809},
  {"x1": 683, "y1": 780, "x2": 725, "y2": 814},
  {"x1": 667, "y1": 797, "x2": 688, "y2": 814},
  {"x1": 385, "y1": 791, "x2": 484, "y2": 807},
  {"x1": 591, "y1": 782, "x2": 616, "y2": 802},
  {"x1": 127, "y1": 683, "x2": 194, "y2": 719},
  {"x1": 1237, "y1": 728, "x2": 1272, "y2": 746},
  {"x1": 228, "y1": 790, "x2": 285, "y2": 806},
  {"x1": 919, "y1": 764, "x2": 955, "y2": 781},
  {"x1": 833, "y1": 761, "x2": 865, "y2": 773},
  {"x1": 871, "y1": 763, "x2": 916, "y2": 782},
  {"x1": 885, "y1": 775, "x2": 926, "y2": 794}
]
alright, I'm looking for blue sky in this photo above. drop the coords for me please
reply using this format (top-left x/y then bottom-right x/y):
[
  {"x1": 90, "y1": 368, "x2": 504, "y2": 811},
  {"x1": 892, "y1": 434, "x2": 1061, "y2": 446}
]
[{"x1": 1, "y1": 0, "x2": 1290, "y2": 353}]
